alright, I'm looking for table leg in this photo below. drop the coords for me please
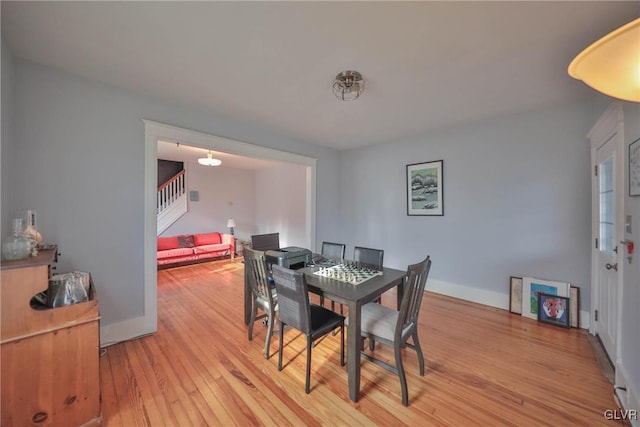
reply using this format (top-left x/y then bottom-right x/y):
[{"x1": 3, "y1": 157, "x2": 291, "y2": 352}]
[
  {"x1": 396, "y1": 276, "x2": 405, "y2": 310},
  {"x1": 347, "y1": 300, "x2": 361, "y2": 402}
]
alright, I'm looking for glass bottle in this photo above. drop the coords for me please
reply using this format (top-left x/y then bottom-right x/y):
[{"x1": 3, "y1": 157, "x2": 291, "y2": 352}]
[
  {"x1": 2, "y1": 218, "x2": 32, "y2": 261},
  {"x1": 23, "y1": 209, "x2": 42, "y2": 244}
]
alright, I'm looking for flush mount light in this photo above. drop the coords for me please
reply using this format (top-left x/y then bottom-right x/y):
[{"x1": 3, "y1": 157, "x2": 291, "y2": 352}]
[
  {"x1": 198, "y1": 151, "x2": 222, "y2": 166},
  {"x1": 568, "y1": 17, "x2": 640, "y2": 102},
  {"x1": 332, "y1": 70, "x2": 364, "y2": 101}
]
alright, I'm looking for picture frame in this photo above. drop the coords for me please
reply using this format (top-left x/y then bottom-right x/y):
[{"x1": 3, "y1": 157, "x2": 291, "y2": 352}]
[
  {"x1": 570, "y1": 285, "x2": 580, "y2": 328},
  {"x1": 509, "y1": 276, "x2": 523, "y2": 314},
  {"x1": 537, "y1": 293, "x2": 571, "y2": 329},
  {"x1": 407, "y1": 160, "x2": 444, "y2": 216},
  {"x1": 521, "y1": 277, "x2": 571, "y2": 320},
  {"x1": 629, "y1": 137, "x2": 640, "y2": 196}
]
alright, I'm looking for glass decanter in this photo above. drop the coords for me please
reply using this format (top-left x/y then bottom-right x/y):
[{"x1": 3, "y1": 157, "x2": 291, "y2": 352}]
[{"x1": 2, "y1": 218, "x2": 32, "y2": 261}]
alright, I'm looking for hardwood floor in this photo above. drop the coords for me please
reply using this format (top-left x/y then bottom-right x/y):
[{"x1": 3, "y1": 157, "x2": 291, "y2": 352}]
[{"x1": 100, "y1": 259, "x2": 621, "y2": 426}]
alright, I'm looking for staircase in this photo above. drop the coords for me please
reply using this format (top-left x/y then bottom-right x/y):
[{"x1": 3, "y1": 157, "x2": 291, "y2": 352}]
[{"x1": 157, "y1": 170, "x2": 187, "y2": 235}]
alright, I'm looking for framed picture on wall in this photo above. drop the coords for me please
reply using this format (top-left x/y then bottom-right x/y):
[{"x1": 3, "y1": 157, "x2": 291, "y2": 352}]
[
  {"x1": 407, "y1": 160, "x2": 444, "y2": 216},
  {"x1": 521, "y1": 277, "x2": 571, "y2": 320},
  {"x1": 509, "y1": 276, "x2": 523, "y2": 314},
  {"x1": 629, "y1": 137, "x2": 640, "y2": 196},
  {"x1": 537, "y1": 293, "x2": 571, "y2": 328}
]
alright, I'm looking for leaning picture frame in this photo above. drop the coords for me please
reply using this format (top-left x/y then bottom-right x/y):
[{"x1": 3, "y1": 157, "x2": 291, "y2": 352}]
[
  {"x1": 407, "y1": 160, "x2": 444, "y2": 216},
  {"x1": 537, "y1": 293, "x2": 571, "y2": 329},
  {"x1": 630, "y1": 137, "x2": 640, "y2": 196},
  {"x1": 570, "y1": 286, "x2": 580, "y2": 328},
  {"x1": 521, "y1": 277, "x2": 571, "y2": 320},
  {"x1": 509, "y1": 276, "x2": 523, "y2": 314}
]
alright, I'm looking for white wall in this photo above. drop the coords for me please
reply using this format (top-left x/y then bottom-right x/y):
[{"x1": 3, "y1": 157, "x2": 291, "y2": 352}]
[
  {"x1": 339, "y1": 103, "x2": 593, "y2": 310},
  {"x1": 8, "y1": 56, "x2": 341, "y2": 328},
  {"x1": 161, "y1": 161, "x2": 257, "y2": 242},
  {"x1": 255, "y1": 163, "x2": 308, "y2": 248}
]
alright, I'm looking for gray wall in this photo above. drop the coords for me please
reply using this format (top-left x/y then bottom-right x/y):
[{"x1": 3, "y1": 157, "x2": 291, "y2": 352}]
[
  {"x1": 339, "y1": 103, "x2": 593, "y2": 309},
  {"x1": 161, "y1": 161, "x2": 257, "y2": 242},
  {"x1": 621, "y1": 100, "x2": 640, "y2": 413},
  {"x1": 255, "y1": 163, "x2": 308, "y2": 248},
  {"x1": 9, "y1": 56, "x2": 341, "y2": 326},
  {"x1": 1, "y1": 38, "x2": 15, "y2": 238}
]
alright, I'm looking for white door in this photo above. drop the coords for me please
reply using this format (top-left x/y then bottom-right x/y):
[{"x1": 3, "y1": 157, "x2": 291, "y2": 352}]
[
  {"x1": 590, "y1": 103, "x2": 624, "y2": 363},
  {"x1": 594, "y1": 137, "x2": 619, "y2": 360}
]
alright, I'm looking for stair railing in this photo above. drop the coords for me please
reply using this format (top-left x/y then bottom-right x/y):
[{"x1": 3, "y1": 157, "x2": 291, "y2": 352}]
[{"x1": 157, "y1": 170, "x2": 186, "y2": 214}]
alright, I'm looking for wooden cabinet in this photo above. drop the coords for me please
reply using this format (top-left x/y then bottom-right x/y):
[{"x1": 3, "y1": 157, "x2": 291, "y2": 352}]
[{"x1": 1, "y1": 249, "x2": 102, "y2": 426}]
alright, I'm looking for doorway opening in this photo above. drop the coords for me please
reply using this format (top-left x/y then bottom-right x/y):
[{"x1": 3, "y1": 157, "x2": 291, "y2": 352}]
[{"x1": 143, "y1": 120, "x2": 317, "y2": 336}]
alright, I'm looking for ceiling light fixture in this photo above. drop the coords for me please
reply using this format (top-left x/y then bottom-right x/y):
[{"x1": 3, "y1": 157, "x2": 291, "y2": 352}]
[
  {"x1": 568, "y1": 17, "x2": 640, "y2": 102},
  {"x1": 198, "y1": 151, "x2": 222, "y2": 166},
  {"x1": 332, "y1": 70, "x2": 364, "y2": 101}
]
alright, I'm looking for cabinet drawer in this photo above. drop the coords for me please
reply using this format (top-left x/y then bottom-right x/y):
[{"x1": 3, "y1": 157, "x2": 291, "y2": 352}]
[{"x1": 1, "y1": 321, "x2": 101, "y2": 426}]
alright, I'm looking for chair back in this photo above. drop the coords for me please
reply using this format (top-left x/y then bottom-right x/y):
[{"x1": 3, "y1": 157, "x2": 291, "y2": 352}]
[
  {"x1": 396, "y1": 256, "x2": 431, "y2": 341},
  {"x1": 271, "y1": 264, "x2": 311, "y2": 334},
  {"x1": 251, "y1": 233, "x2": 280, "y2": 251},
  {"x1": 354, "y1": 246, "x2": 384, "y2": 269},
  {"x1": 321, "y1": 242, "x2": 346, "y2": 260},
  {"x1": 244, "y1": 247, "x2": 276, "y2": 307}
]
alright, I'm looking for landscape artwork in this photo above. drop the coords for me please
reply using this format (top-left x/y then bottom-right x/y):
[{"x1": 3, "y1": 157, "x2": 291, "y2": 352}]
[{"x1": 407, "y1": 160, "x2": 443, "y2": 216}]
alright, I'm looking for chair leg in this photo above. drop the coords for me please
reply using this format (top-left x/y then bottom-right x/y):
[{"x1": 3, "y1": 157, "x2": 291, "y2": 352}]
[
  {"x1": 395, "y1": 342, "x2": 409, "y2": 406},
  {"x1": 305, "y1": 336, "x2": 312, "y2": 394},
  {"x1": 319, "y1": 295, "x2": 325, "y2": 307},
  {"x1": 331, "y1": 301, "x2": 342, "y2": 336},
  {"x1": 413, "y1": 331, "x2": 425, "y2": 376},
  {"x1": 368, "y1": 336, "x2": 376, "y2": 351},
  {"x1": 330, "y1": 303, "x2": 344, "y2": 336},
  {"x1": 340, "y1": 325, "x2": 345, "y2": 367},
  {"x1": 264, "y1": 309, "x2": 274, "y2": 359},
  {"x1": 278, "y1": 321, "x2": 285, "y2": 371},
  {"x1": 248, "y1": 301, "x2": 258, "y2": 341}
]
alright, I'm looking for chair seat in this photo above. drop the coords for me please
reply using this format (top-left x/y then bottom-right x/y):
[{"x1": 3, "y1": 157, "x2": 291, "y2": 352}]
[
  {"x1": 310, "y1": 305, "x2": 345, "y2": 340},
  {"x1": 361, "y1": 302, "x2": 398, "y2": 342}
]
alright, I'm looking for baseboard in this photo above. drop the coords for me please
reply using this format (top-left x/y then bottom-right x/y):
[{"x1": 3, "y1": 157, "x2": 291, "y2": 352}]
[
  {"x1": 426, "y1": 278, "x2": 590, "y2": 329},
  {"x1": 427, "y1": 278, "x2": 509, "y2": 309},
  {"x1": 100, "y1": 315, "x2": 155, "y2": 348},
  {"x1": 615, "y1": 365, "x2": 640, "y2": 427}
]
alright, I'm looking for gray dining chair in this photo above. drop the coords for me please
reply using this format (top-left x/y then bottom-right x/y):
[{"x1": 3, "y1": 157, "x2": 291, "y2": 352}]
[
  {"x1": 359, "y1": 255, "x2": 431, "y2": 406},
  {"x1": 318, "y1": 242, "x2": 346, "y2": 310},
  {"x1": 321, "y1": 241, "x2": 346, "y2": 260},
  {"x1": 271, "y1": 264, "x2": 345, "y2": 394},
  {"x1": 244, "y1": 246, "x2": 278, "y2": 359},
  {"x1": 354, "y1": 246, "x2": 384, "y2": 268},
  {"x1": 354, "y1": 246, "x2": 384, "y2": 304}
]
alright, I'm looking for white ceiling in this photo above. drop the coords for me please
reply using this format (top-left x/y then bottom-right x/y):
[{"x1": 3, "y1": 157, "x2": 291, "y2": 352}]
[
  {"x1": 157, "y1": 140, "x2": 284, "y2": 169},
  {"x1": 2, "y1": 1, "x2": 638, "y2": 151}
]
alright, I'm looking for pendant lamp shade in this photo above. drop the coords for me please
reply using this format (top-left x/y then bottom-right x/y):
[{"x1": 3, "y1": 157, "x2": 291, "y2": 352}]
[
  {"x1": 198, "y1": 151, "x2": 222, "y2": 166},
  {"x1": 568, "y1": 17, "x2": 640, "y2": 102}
]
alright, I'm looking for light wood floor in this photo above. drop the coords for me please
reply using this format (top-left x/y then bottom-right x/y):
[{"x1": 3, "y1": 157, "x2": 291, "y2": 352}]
[{"x1": 100, "y1": 258, "x2": 621, "y2": 426}]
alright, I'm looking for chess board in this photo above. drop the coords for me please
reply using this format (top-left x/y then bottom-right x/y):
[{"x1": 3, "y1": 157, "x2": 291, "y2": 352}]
[{"x1": 313, "y1": 263, "x2": 383, "y2": 285}]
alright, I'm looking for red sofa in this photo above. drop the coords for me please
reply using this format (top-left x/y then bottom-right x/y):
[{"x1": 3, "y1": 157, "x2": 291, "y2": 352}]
[{"x1": 157, "y1": 232, "x2": 235, "y2": 268}]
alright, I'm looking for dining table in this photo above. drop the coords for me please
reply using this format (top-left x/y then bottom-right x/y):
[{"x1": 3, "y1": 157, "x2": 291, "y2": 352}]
[{"x1": 299, "y1": 262, "x2": 406, "y2": 403}]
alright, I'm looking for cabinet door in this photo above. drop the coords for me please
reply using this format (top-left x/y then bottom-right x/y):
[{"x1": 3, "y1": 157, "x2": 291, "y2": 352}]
[{"x1": 1, "y1": 322, "x2": 101, "y2": 426}]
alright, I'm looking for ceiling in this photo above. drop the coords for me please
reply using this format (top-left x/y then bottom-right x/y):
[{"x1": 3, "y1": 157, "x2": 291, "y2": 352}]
[
  {"x1": 157, "y1": 140, "x2": 284, "y2": 170},
  {"x1": 2, "y1": 2, "x2": 638, "y2": 151}
]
